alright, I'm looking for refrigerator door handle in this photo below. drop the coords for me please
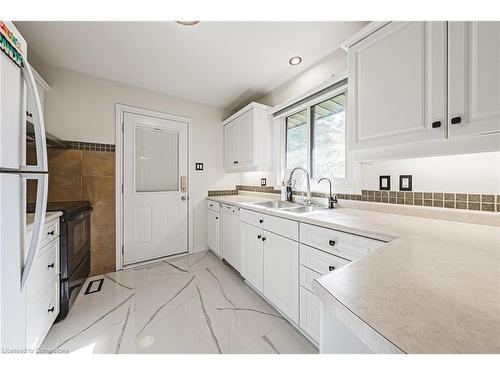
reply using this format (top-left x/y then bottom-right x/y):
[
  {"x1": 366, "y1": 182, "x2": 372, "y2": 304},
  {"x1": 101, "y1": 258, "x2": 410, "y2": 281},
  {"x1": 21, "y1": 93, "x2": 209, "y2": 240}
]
[
  {"x1": 20, "y1": 172, "x2": 48, "y2": 289},
  {"x1": 20, "y1": 61, "x2": 48, "y2": 173}
]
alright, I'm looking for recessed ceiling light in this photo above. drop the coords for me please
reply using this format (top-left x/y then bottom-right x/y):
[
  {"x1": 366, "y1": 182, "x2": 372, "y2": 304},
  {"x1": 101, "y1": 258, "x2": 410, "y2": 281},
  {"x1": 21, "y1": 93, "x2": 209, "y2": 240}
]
[
  {"x1": 289, "y1": 56, "x2": 302, "y2": 66},
  {"x1": 175, "y1": 21, "x2": 200, "y2": 26}
]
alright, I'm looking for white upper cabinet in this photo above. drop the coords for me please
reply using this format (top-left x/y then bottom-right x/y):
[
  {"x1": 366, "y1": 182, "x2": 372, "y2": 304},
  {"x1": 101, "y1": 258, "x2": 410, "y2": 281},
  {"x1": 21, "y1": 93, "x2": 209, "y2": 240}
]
[
  {"x1": 348, "y1": 22, "x2": 447, "y2": 150},
  {"x1": 346, "y1": 21, "x2": 500, "y2": 157},
  {"x1": 223, "y1": 102, "x2": 273, "y2": 172},
  {"x1": 448, "y1": 22, "x2": 500, "y2": 138}
]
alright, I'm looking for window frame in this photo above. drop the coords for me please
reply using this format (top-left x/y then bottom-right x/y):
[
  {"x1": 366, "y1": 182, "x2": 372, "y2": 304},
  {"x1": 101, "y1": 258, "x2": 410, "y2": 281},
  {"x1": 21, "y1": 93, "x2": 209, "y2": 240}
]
[{"x1": 281, "y1": 84, "x2": 349, "y2": 184}]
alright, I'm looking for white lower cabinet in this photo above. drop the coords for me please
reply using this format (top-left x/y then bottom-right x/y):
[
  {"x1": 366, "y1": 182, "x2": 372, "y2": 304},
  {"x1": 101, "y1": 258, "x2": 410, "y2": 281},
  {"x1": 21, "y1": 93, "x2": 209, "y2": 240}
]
[
  {"x1": 26, "y1": 217, "x2": 61, "y2": 350},
  {"x1": 241, "y1": 222, "x2": 264, "y2": 293},
  {"x1": 220, "y1": 204, "x2": 242, "y2": 272},
  {"x1": 263, "y1": 231, "x2": 299, "y2": 324},
  {"x1": 207, "y1": 207, "x2": 221, "y2": 257},
  {"x1": 300, "y1": 286, "x2": 320, "y2": 343}
]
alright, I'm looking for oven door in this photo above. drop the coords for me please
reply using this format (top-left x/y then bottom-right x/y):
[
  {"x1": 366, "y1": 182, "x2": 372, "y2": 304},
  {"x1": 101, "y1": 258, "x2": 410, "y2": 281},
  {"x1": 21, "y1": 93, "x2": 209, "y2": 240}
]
[{"x1": 66, "y1": 209, "x2": 91, "y2": 277}]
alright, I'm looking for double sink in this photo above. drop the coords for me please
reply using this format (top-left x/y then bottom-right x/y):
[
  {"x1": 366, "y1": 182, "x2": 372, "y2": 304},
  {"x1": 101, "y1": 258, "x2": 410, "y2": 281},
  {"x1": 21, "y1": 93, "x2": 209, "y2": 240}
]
[{"x1": 250, "y1": 200, "x2": 326, "y2": 214}]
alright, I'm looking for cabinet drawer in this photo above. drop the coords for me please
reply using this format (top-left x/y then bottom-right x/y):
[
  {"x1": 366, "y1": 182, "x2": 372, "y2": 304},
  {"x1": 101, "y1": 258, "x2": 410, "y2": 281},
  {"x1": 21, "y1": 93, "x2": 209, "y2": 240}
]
[
  {"x1": 40, "y1": 218, "x2": 60, "y2": 248},
  {"x1": 27, "y1": 276, "x2": 59, "y2": 350},
  {"x1": 300, "y1": 223, "x2": 384, "y2": 261},
  {"x1": 300, "y1": 286, "x2": 320, "y2": 345},
  {"x1": 207, "y1": 200, "x2": 220, "y2": 213},
  {"x1": 28, "y1": 238, "x2": 59, "y2": 301},
  {"x1": 300, "y1": 265, "x2": 322, "y2": 292},
  {"x1": 300, "y1": 244, "x2": 349, "y2": 275},
  {"x1": 220, "y1": 203, "x2": 239, "y2": 214},
  {"x1": 240, "y1": 209, "x2": 298, "y2": 241}
]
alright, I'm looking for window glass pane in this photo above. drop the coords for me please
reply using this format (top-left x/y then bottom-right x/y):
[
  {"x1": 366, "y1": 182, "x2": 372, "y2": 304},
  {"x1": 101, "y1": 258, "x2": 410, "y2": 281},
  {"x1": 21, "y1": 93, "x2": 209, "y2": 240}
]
[
  {"x1": 312, "y1": 93, "x2": 346, "y2": 179},
  {"x1": 286, "y1": 109, "x2": 308, "y2": 170},
  {"x1": 135, "y1": 127, "x2": 179, "y2": 192}
]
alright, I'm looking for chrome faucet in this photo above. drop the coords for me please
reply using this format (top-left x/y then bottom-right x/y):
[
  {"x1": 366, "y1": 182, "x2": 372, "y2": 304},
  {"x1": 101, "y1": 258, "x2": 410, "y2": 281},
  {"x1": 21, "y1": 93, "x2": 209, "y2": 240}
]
[
  {"x1": 318, "y1": 177, "x2": 338, "y2": 209},
  {"x1": 286, "y1": 167, "x2": 313, "y2": 206}
]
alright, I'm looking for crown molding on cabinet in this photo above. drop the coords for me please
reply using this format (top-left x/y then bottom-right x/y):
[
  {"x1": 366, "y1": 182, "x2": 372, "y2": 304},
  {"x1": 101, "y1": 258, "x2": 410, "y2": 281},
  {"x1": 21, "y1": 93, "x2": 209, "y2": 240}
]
[
  {"x1": 340, "y1": 21, "x2": 391, "y2": 51},
  {"x1": 222, "y1": 102, "x2": 272, "y2": 126}
]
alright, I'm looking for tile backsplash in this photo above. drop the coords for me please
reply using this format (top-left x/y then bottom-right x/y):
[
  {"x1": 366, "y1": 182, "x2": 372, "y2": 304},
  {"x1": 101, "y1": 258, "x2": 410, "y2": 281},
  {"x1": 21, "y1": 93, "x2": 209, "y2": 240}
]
[
  {"x1": 208, "y1": 185, "x2": 500, "y2": 212},
  {"x1": 27, "y1": 145, "x2": 116, "y2": 276}
]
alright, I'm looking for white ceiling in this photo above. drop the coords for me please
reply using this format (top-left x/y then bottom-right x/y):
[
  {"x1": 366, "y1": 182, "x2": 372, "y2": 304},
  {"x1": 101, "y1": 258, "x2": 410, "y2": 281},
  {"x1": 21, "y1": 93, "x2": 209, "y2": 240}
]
[{"x1": 15, "y1": 21, "x2": 366, "y2": 109}]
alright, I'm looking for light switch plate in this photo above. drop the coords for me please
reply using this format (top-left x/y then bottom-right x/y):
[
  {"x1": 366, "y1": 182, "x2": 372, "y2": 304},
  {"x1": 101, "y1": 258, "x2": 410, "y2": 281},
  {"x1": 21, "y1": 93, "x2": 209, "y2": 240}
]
[{"x1": 399, "y1": 175, "x2": 412, "y2": 191}]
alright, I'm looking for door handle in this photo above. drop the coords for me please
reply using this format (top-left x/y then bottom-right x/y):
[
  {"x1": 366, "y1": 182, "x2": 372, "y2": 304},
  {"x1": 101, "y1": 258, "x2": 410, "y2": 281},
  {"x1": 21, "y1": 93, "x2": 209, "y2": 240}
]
[
  {"x1": 329, "y1": 240, "x2": 336, "y2": 246},
  {"x1": 21, "y1": 173, "x2": 48, "y2": 290},
  {"x1": 329, "y1": 266, "x2": 335, "y2": 271},
  {"x1": 47, "y1": 263, "x2": 55, "y2": 269},
  {"x1": 47, "y1": 230, "x2": 55, "y2": 236},
  {"x1": 181, "y1": 195, "x2": 187, "y2": 201},
  {"x1": 257, "y1": 234, "x2": 262, "y2": 239},
  {"x1": 48, "y1": 306, "x2": 55, "y2": 313}
]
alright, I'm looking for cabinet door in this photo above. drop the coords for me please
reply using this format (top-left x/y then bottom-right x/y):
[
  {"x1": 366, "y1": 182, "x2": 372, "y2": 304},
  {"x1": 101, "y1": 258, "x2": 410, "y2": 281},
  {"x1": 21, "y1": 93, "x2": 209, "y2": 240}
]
[
  {"x1": 236, "y1": 110, "x2": 253, "y2": 167},
  {"x1": 220, "y1": 208, "x2": 241, "y2": 272},
  {"x1": 207, "y1": 209, "x2": 220, "y2": 256},
  {"x1": 448, "y1": 22, "x2": 500, "y2": 137},
  {"x1": 348, "y1": 22, "x2": 446, "y2": 150},
  {"x1": 300, "y1": 286, "x2": 320, "y2": 344},
  {"x1": 241, "y1": 222, "x2": 264, "y2": 293},
  {"x1": 223, "y1": 121, "x2": 238, "y2": 169},
  {"x1": 263, "y1": 231, "x2": 299, "y2": 323}
]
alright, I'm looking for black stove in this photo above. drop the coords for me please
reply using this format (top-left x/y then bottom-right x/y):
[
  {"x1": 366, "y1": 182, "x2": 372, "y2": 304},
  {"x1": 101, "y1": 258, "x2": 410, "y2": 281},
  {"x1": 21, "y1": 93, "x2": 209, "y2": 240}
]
[{"x1": 28, "y1": 201, "x2": 92, "y2": 321}]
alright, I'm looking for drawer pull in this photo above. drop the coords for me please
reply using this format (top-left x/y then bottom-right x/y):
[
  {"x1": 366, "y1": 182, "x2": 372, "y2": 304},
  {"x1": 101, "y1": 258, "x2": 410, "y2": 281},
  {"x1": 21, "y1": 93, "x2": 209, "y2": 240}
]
[
  {"x1": 259, "y1": 219, "x2": 264, "y2": 224},
  {"x1": 262, "y1": 236, "x2": 266, "y2": 242},
  {"x1": 329, "y1": 266, "x2": 336, "y2": 271},
  {"x1": 257, "y1": 234, "x2": 262, "y2": 239},
  {"x1": 47, "y1": 263, "x2": 55, "y2": 269},
  {"x1": 450, "y1": 116, "x2": 462, "y2": 125},
  {"x1": 431, "y1": 121, "x2": 441, "y2": 128},
  {"x1": 215, "y1": 216, "x2": 218, "y2": 220},
  {"x1": 47, "y1": 230, "x2": 55, "y2": 236},
  {"x1": 48, "y1": 307, "x2": 55, "y2": 313},
  {"x1": 329, "y1": 240, "x2": 336, "y2": 246}
]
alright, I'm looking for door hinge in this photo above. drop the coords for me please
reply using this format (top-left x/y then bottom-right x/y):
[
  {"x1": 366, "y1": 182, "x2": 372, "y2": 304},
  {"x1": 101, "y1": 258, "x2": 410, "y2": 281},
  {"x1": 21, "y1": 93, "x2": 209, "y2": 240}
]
[
  {"x1": 121, "y1": 183, "x2": 124, "y2": 194},
  {"x1": 121, "y1": 245, "x2": 124, "y2": 255},
  {"x1": 122, "y1": 121, "x2": 124, "y2": 132}
]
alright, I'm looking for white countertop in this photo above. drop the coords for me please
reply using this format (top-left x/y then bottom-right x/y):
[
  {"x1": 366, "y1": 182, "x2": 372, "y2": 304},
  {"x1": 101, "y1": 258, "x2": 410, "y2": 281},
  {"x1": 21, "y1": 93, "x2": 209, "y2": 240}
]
[
  {"x1": 207, "y1": 194, "x2": 500, "y2": 353},
  {"x1": 26, "y1": 211, "x2": 63, "y2": 233}
]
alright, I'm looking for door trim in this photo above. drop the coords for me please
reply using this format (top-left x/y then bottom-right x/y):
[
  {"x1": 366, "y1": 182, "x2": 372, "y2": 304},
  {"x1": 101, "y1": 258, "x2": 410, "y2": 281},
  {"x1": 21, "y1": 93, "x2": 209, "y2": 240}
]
[{"x1": 115, "y1": 104, "x2": 194, "y2": 271}]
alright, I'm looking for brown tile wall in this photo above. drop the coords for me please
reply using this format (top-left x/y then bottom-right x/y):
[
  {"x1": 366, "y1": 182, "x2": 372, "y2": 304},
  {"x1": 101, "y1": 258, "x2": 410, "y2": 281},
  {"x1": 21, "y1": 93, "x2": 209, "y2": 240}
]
[{"x1": 27, "y1": 147, "x2": 116, "y2": 276}]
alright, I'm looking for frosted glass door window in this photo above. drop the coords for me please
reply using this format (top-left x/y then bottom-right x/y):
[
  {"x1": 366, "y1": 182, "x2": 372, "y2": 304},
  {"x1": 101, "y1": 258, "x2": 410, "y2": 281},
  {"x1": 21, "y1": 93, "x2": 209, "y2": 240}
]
[{"x1": 135, "y1": 126, "x2": 179, "y2": 192}]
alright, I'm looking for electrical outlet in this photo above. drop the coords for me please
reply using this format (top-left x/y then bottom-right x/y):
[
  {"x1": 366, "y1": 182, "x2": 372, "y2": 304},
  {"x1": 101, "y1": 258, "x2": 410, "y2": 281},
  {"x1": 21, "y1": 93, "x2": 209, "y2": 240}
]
[
  {"x1": 260, "y1": 178, "x2": 267, "y2": 187},
  {"x1": 195, "y1": 163, "x2": 204, "y2": 171},
  {"x1": 379, "y1": 175, "x2": 391, "y2": 190},
  {"x1": 399, "y1": 175, "x2": 412, "y2": 191}
]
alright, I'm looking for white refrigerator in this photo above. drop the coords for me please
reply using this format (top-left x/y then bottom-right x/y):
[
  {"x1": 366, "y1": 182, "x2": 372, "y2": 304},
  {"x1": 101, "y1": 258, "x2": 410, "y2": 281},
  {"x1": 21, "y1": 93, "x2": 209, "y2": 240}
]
[{"x1": 0, "y1": 21, "x2": 48, "y2": 351}]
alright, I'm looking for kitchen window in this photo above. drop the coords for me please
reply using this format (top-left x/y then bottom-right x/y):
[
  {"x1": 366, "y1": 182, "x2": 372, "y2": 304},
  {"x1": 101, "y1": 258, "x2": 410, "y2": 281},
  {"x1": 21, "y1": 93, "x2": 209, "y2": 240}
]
[{"x1": 284, "y1": 91, "x2": 347, "y2": 180}]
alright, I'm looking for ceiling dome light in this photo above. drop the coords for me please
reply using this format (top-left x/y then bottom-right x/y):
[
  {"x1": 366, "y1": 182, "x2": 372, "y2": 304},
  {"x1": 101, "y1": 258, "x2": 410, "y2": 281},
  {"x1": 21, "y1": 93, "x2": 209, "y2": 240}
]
[
  {"x1": 175, "y1": 21, "x2": 200, "y2": 26},
  {"x1": 289, "y1": 56, "x2": 302, "y2": 66}
]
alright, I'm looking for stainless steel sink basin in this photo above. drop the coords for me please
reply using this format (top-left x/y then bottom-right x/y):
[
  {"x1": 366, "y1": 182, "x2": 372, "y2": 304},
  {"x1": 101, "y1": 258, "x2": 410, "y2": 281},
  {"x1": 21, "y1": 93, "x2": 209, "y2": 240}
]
[
  {"x1": 250, "y1": 201, "x2": 326, "y2": 213},
  {"x1": 287, "y1": 205, "x2": 327, "y2": 214},
  {"x1": 251, "y1": 201, "x2": 303, "y2": 210}
]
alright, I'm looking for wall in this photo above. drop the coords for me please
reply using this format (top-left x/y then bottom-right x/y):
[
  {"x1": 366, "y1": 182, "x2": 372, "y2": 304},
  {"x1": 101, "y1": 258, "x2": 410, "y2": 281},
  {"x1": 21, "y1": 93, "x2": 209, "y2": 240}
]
[
  {"x1": 238, "y1": 48, "x2": 353, "y2": 190},
  {"x1": 27, "y1": 146, "x2": 116, "y2": 275},
  {"x1": 34, "y1": 64, "x2": 240, "y2": 272},
  {"x1": 361, "y1": 151, "x2": 500, "y2": 194}
]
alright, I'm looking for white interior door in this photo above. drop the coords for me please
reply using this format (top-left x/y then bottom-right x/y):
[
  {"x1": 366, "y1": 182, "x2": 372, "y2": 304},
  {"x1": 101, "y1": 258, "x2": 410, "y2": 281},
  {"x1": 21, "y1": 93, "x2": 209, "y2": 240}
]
[{"x1": 123, "y1": 112, "x2": 188, "y2": 265}]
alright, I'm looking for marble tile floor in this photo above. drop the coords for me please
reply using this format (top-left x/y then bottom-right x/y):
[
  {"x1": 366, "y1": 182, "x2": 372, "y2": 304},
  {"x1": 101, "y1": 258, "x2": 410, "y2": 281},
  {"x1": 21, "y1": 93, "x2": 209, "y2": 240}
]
[{"x1": 41, "y1": 251, "x2": 318, "y2": 354}]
